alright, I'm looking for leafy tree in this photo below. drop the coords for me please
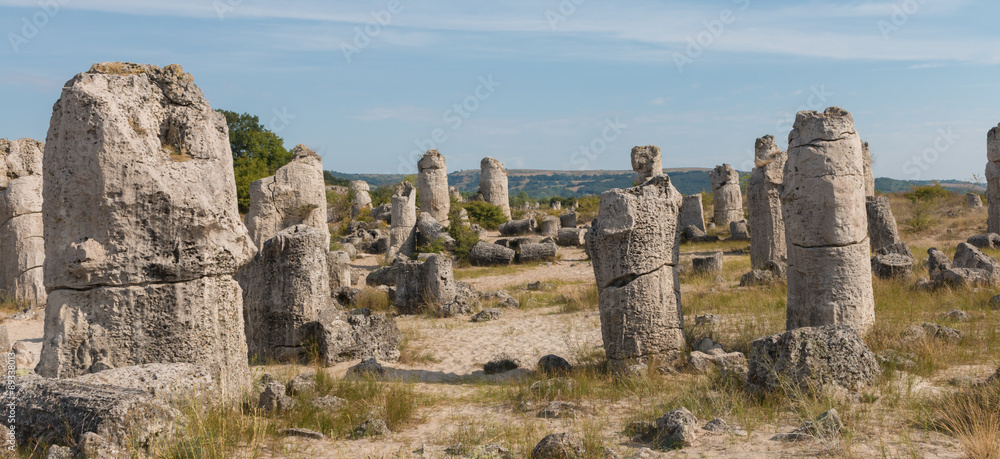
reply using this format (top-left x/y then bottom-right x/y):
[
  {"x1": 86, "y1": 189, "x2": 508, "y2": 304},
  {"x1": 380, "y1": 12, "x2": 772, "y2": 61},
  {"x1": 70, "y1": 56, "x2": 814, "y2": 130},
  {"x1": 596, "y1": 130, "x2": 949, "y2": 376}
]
[
  {"x1": 324, "y1": 171, "x2": 351, "y2": 187},
  {"x1": 218, "y1": 110, "x2": 292, "y2": 213}
]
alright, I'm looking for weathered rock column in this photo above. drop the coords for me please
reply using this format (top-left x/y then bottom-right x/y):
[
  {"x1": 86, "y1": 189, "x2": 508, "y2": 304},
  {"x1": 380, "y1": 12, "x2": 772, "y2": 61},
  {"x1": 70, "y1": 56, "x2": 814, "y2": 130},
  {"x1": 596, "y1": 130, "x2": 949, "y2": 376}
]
[
  {"x1": 389, "y1": 182, "x2": 417, "y2": 258},
  {"x1": 631, "y1": 145, "x2": 663, "y2": 185},
  {"x1": 710, "y1": 164, "x2": 743, "y2": 228},
  {"x1": 450, "y1": 186, "x2": 463, "y2": 202},
  {"x1": 0, "y1": 138, "x2": 46, "y2": 305},
  {"x1": 350, "y1": 180, "x2": 372, "y2": 211},
  {"x1": 480, "y1": 157, "x2": 511, "y2": 219},
  {"x1": 417, "y1": 150, "x2": 450, "y2": 223},
  {"x1": 967, "y1": 192, "x2": 983, "y2": 209},
  {"x1": 862, "y1": 141, "x2": 875, "y2": 197},
  {"x1": 36, "y1": 63, "x2": 257, "y2": 397},
  {"x1": 866, "y1": 196, "x2": 903, "y2": 252},
  {"x1": 679, "y1": 194, "x2": 707, "y2": 234},
  {"x1": 586, "y1": 175, "x2": 684, "y2": 371},
  {"x1": 237, "y1": 225, "x2": 330, "y2": 363},
  {"x1": 245, "y1": 144, "x2": 329, "y2": 249},
  {"x1": 782, "y1": 107, "x2": 874, "y2": 334},
  {"x1": 747, "y1": 135, "x2": 787, "y2": 268},
  {"x1": 987, "y1": 125, "x2": 1000, "y2": 233}
]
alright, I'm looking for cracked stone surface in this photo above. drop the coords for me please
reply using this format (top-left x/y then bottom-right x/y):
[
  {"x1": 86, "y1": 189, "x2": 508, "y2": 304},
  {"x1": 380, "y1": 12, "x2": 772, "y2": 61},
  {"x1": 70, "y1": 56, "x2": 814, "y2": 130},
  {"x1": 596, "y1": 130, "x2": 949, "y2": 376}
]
[
  {"x1": 417, "y1": 150, "x2": 450, "y2": 223},
  {"x1": 37, "y1": 63, "x2": 254, "y2": 397},
  {"x1": 630, "y1": 145, "x2": 662, "y2": 185},
  {"x1": 586, "y1": 175, "x2": 684, "y2": 370},
  {"x1": 782, "y1": 107, "x2": 874, "y2": 334},
  {"x1": 480, "y1": 157, "x2": 511, "y2": 219},
  {"x1": 0, "y1": 138, "x2": 45, "y2": 305},
  {"x1": 748, "y1": 135, "x2": 787, "y2": 269},
  {"x1": 245, "y1": 144, "x2": 329, "y2": 249}
]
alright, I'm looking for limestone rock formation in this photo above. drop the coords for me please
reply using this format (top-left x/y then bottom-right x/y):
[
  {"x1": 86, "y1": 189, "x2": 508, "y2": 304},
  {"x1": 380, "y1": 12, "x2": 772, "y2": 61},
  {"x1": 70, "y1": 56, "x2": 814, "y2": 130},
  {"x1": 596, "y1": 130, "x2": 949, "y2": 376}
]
[
  {"x1": 1, "y1": 375, "x2": 183, "y2": 450},
  {"x1": 394, "y1": 255, "x2": 459, "y2": 315},
  {"x1": 415, "y1": 212, "x2": 455, "y2": 250},
  {"x1": 301, "y1": 307, "x2": 401, "y2": 365},
  {"x1": 350, "y1": 180, "x2": 372, "y2": 213},
  {"x1": 679, "y1": 194, "x2": 707, "y2": 234},
  {"x1": 0, "y1": 138, "x2": 45, "y2": 305},
  {"x1": 729, "y1": 220, "x2": 750, "y2": 241},
  {"x1": 586, "y1": 175, "x2": 684, "y2": 371},
  {"x1": 389, "y1": 182, "x2": 417, "y2": 258},
  {"x1": 560, "y1": 212, "x2": 577, "y2": 228},
  {"x1": 499, "y1": 218, "x2": 537, "y2": 236},
  {"x1": 480, "y1": 157, "x2": 511, "y2": 219},
  {"x1": 630, "y1": 145, "x2": 662, "y2": 185},
  {"x1": 328, "y1": 250, "x2": 352, "y2": 289},
  {"x1": 37, "y1": 63, "x2": 254, "y2": 396},
  {"x1": 238, "y1": 225, "x2": 330, "y2": 363},
  {"x1": 989, "y1": 124, "x2": 1000, "y2": 233},
  {"x1": 556, "y1": 228, "x2": 587, "y2": 247},
  {"x1": 538, "y1": 216, "x2": 559, "y2": 237},
  {"x1": 470, "y1": 241, "x2": 516, "y2": 266},
  {"x1": 747, "y1": 135, "x2": 787, "y2": 269},
  {"x1": 967, "y1": 192, "x2": 984, "y2": 209},
  {"x1": 862, "y1": 141, "x2": 875, "y2": 197},
  {"x1": 518, "y1": 241, "x2": 558, "y2": 263},
  {"x1": 417, "y1": 150, "x2": 450, "y2": 223},
  {"x1": 450, "y1": 186, "x2": 463, "y2": 202},
  {"x1": 245, "y1": 144, "x2": 329, "y2": 249},
  {"x1": 866, "y1": 196, "x2": 903, "y2": 252},
  {"x1": 693, "y1": 252, "x2": 723, "y2": 273},
  {"x1": 746, "y1": 325, "x2": 878, "y2": 395},
  {"x1": 782, "y1": 107, "x2": 874, "y2": 334},
  {"x1": 710, "y1": 164, "x2": 743, "y2": 227}
]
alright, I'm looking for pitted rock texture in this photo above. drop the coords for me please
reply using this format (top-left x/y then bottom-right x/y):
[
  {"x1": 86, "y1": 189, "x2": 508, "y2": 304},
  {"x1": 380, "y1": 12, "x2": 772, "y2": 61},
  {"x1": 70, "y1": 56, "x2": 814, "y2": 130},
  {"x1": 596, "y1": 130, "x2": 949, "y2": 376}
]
[
  {"x1": 480, "y1": 157, "x2": 511, "y2": 219},
  {"x1": 237, "y1": 225, "x2": 331, "y2": 363},
  {"x1": 630, "y1": 145, "x2": 663, "y2": 185},
  {"x1": 0, "y1": 138, "x2": 45, "y2": 305},
  {"x1": 710, "y1": 164, "x2": 743, "y2": 228},
  {"x1": 245, "y1": 144, "x2": 329, "y2": 249},
  {"x1": 782, "y1": 107, "x2": 874, "y2": 334},
  {"x1": 748, "y1": 135, "x2": 787, "y2": 268},
  {"x1": 586, "y1": 175, "x2": 684, "y2": 370},
  {"x1": 37, "y1": 63, "x2": 253, "y2": 397},
  {"x1": 417, "y1": 150, "x2": 450, "y2": 223},
  {"x1": 389, "y1": 182, "x2": 417, "y2": 258}
]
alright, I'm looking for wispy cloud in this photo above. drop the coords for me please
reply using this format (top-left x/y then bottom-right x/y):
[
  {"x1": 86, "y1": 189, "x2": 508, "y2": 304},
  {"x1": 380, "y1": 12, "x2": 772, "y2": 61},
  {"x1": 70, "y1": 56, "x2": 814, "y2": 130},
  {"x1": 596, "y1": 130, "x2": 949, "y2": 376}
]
[{"x1": 354, "y1": 106, "x2": 435, "y2": 122}]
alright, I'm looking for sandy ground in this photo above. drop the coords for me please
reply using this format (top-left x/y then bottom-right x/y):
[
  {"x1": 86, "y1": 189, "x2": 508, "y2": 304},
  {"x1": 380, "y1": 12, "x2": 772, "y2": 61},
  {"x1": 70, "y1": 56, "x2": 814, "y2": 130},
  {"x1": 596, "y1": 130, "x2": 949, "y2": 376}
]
[{"x1": 5, "y1": 313, "x2": 42, "y2": 372}]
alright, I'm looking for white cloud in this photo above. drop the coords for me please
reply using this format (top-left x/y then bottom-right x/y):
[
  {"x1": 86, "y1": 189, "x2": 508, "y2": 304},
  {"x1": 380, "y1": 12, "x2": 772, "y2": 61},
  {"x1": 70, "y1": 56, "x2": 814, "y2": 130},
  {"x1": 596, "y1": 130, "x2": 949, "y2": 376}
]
[{"x1": 354, "y1": 106, "x2": 435, "y2": 122}]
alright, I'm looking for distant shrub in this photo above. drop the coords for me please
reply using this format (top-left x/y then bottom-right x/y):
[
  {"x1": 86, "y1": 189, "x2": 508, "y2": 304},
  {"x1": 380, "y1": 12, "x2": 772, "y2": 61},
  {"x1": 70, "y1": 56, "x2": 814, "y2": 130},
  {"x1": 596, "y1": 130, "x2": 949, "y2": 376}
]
[
  {"x1": 461, "y1": 201, "x2": 508, "y2": 229},
  {"x1": 447, "y1": 209, "x2": 482, "y2": 265},
  {"x1": 904, "y1": 183, "x2": 949, "y2": 202},
  {"x1": 370, "y1": 185, "x2": 394, "y2": 207},
  {"x1": 416, "y1": 237, "x2": 447, "y2": 255}
]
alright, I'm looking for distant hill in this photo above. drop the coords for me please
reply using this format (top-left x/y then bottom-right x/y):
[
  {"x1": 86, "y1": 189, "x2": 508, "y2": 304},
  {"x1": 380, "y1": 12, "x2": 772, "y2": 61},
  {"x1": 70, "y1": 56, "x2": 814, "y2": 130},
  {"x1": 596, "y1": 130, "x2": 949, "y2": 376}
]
[{"x1": 327, "y1": 169, "x2": 984, "y2": 199}]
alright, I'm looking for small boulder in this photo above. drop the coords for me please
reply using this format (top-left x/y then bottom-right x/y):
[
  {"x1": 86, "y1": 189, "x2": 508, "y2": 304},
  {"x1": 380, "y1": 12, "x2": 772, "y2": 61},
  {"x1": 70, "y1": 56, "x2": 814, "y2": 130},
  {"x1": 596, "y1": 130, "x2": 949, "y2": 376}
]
[
  {"x1": 347, "y1": 358, "x2": 386, "y2": 377},
  {"x1": 771, "y1": 409, "x2": 842, "y2": 442},
  {"x1": 283, "y1": 428, "x2": 326, "y2": 440},
  {"x1": 656, "y1": 407, "x2": 698, "y2": 448},
  {"x1": 472, "y1": 308, "x2": 504, "y2": 322},
  {"x1": 350, "y1": 418, "x2": 388, "y2": 438},
  {"x1": 259, "y1": 381, "x2": 295, "y2": 414},
  {"x1": 692, "y1": 252, "x2": 724, "y2": 273},
  {"x1": 537, "y1": 354, "x2": 573, "y2": 374},
  {"x1": 530, "y1": 433, "x2": 585, "y2": 459},
  {"x1": 703, "y1": 418, "x2": 747, "y2": 436}
]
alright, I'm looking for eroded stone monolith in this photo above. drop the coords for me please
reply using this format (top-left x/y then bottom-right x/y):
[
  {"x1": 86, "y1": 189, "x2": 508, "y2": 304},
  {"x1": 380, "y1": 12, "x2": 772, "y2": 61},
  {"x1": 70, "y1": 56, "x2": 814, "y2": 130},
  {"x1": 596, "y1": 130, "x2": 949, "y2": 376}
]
[
  {"x1": 631, "y1": 145, "x2": 663, "y2": 185},
  {"x1": 748, "y1": 135, "x2": 787, "y2": 268},
  {"x1": 866, "y1": 196, "x2": 903, "y2": 253},
  {"x1": 0, "y1": 138, "x2": 46, "y2": 305},
  {"x1": 350, "y1": 180, "x2": 372, "y2": 211},
  {"x1": 245, "y1": 144, "x2": 329, "y2": 249},
  {"x1": 988, "y1": 125, "x2": 1000, "y2": 233},
  {"x1": 36, "y1": 63, "x2": 256, "y2": 397},
  {"x1": 389, "y1": 182, "x2": 417, "y2": 258},
  {"x1": 480, "y1": 157, "x2": 511, "y2": 219},
  {"x1": 710, "y1": 164, "x2": 743, "y2": 228},
  {"x1": 679, "y1": 195, "x2": 706, "y2": 234},
  {"x1": 586, "y1": 175, "x2": 684, "y2": 371},
  {"x1": 862, "y1": 141, "x2": 875, "y2": 197},
  {"x1": 417, "y1": 150, "x2": 450, "y2": 223},
  {"x1": 237, "y1": 225, "x2": 330, "y2": 363},
  {"x1": 782, "y1": 107, "x2": 874, "y2": 334}
]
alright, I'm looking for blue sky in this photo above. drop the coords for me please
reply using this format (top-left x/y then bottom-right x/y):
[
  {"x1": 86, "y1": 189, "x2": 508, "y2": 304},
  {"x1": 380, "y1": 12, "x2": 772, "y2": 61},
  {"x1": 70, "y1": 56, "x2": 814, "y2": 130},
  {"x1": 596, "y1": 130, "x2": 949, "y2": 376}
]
[{"x1": 1, "y1": 0, "x2": 998, "y2": 180}]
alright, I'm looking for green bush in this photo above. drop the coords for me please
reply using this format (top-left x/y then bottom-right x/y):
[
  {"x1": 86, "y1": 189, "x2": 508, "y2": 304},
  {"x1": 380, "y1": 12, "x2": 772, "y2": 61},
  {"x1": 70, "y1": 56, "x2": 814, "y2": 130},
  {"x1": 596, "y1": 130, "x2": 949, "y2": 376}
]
[
  {"x1": 370, "y1": 185, "x2": 395, "y2": 207},
  {"x1": 448, "y1": 209, "x2": 482, "y2": 265},
  {"x1": 461, "y1": 201, "x2": 508, "y2": 229},
  {"x1": 904, "y1": 182, "x2": 949, "y2": 202}
]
